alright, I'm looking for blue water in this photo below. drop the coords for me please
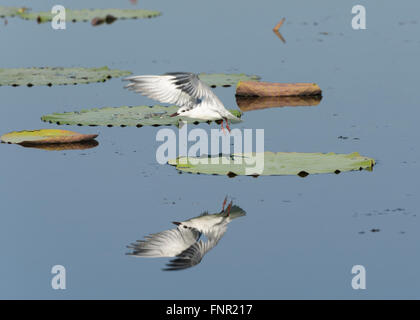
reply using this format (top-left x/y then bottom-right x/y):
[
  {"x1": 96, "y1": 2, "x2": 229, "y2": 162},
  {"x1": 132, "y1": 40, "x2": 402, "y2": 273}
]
[{"x1": 0, "y1": 0, "x2": 419, "y2": 299}]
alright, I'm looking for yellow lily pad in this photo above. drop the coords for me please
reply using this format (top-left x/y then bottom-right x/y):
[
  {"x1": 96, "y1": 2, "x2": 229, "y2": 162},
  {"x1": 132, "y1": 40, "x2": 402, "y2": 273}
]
[{"x1": 1, "y1": 129, "x2": 98, "y2": 146}]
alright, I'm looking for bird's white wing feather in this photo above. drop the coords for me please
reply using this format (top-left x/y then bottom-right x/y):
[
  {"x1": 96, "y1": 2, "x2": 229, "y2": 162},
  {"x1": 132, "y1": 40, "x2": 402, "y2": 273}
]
[
  {"x1": 127, "y1": 227, "x2": 201, "y2": 258},
  {"x1": 123, "y1": 72, "x2": 220, "y2": 109}
]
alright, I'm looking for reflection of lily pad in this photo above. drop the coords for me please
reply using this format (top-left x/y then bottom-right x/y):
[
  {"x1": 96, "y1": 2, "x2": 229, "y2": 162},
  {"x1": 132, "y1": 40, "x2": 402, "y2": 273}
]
[
  {"x1": 168, "y1": 152, "x2": 375, "y2": 177},
  {"x1": 41, "y1": 105, "x2": 242, "y2": 127},
  {"x1": 19, "y1": 8, "x2": 162, "y2": 23},
  {"x1": 0, "y1": 66, "x2": 131, "y2": 87},
  {"x1": 1, "y1": 129, "x2": 98, "y2": 146},
  {"x1": 198, "y1": 73, "x2": 261, "y2": 88},
  {"x1": 20, "y1": 140, "x2": 99, "y2": 151}
]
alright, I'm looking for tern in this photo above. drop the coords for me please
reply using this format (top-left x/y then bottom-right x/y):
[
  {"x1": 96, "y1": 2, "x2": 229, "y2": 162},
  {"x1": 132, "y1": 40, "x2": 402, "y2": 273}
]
[
  {"x1": 123, "y1": 72, "x2": 241, "y2": 133},
  {"x1": 127, "y1": 198, "x2": 246, "y2": 270}
]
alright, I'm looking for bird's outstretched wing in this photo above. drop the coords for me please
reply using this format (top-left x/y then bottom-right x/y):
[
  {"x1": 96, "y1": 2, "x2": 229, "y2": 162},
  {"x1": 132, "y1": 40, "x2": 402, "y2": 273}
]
[
  {"x1": 123, "y1": 72, "x2": 219, "y2": 109},
  {"x1": 127, "y1": 227, "x2": 201, "y2": 258},
  {"x1": 163, "y1": 226, "x2": 227, "y2": 271}
]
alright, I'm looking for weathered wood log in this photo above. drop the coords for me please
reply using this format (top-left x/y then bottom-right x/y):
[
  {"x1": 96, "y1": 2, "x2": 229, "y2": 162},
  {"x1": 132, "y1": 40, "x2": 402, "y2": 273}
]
[
  {"x1": 236, "y1": 96, "x2": 322, "y2": 112},
  {"x1": 236, "y1": 81, "x2": 322, "y2": 97}
]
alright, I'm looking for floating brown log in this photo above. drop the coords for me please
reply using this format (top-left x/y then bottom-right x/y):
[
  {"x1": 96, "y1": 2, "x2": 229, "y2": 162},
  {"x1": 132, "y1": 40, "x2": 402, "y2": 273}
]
[
  {"x1": 236, "y1": 81, "x2": 322, "y2": 97},
  {"x1": 236, "y1": 96, "x2": 322, "y2": 112}
]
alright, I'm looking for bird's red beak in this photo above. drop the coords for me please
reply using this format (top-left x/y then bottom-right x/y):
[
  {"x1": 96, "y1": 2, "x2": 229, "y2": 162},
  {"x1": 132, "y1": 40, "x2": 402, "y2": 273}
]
[
  {"x1": 170, "y1": 112, "x2": 179, "y2": 117},
  {"x1": 172, "y1": 221, "x2": 181, "y2": 226}
]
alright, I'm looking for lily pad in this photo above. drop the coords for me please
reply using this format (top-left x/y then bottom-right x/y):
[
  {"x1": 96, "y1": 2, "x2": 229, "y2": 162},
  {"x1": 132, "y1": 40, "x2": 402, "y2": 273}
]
[
  {"x1": 41, "y1": 105, "x2": 242, "y2": 127},
  {"x1": 1, "y1": 129, "x2": 98, "y2": 146},
  {"x1": 0, "y1": 6, "x2": 27, "y2": 18},
  {"x1": 0, "y1": 66, "x2": 132, "y2": 87},
  {"x1": 198, "y1": 73, "x2": 261, "y2": 88},
  {"x1": 19, "y1": 8, "x2": 162, "y2": 23},
  {"x1": 168, "y1": 152, "x2": 375, "y2": 177}
]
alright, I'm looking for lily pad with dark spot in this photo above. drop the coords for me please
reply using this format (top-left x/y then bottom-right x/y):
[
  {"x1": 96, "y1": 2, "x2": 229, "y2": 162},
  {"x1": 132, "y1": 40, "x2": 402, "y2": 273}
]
[
  {"x1": 199, "y1": 73, "x2": 260, "y2": 88},
  {"x1": 41, "y1": 105, "x2": 242, "y2": 128},
  {"x1": 19, "y1": 8, "x2": 162, "y2": 23},
  {"x1": 0, "y1": 6, "x2": 27, "y2": 18},
  {"x1": 168, "y1": 152, "x2": 375, "y2": 177},
  {"x1": 0, "y1": 66, "x2": 131, "y2": 87}
]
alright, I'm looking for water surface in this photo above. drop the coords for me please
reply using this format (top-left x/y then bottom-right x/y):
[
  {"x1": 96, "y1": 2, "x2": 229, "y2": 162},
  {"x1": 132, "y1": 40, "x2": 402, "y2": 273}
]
[{"x1": 1, "y1": 0, "x2": 419, "y2": 299}]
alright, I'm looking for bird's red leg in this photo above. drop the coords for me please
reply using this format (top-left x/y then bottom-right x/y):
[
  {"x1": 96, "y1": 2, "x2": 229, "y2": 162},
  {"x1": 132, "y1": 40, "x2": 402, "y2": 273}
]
[
  {"x1": 221, "y1": 196, "x2": 228, "y2": 212},
  {"x1": 221, "y1": 119, "x2": 226, "y2": 134},
  {"x1": 225, "y1": 118, "x2": 231, "y2": 133},
  {"x1": 226, "y1": 201, "x2": 233, "y2": 216}
]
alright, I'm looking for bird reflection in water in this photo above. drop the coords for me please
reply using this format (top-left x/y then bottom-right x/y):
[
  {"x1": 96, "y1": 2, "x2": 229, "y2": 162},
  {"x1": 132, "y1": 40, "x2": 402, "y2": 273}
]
[{"x1": 127, "y1": 197, "x2": 245, "y2": 271}]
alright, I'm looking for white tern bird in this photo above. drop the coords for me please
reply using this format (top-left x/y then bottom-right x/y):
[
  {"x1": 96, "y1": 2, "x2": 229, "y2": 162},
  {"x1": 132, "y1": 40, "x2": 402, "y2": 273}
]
[{"x1": 123, "y1": 72, "x2": 241, "y2": 133}]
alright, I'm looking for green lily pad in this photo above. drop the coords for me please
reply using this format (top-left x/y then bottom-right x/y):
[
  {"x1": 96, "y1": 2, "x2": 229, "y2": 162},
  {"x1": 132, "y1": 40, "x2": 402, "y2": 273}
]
[
  {"x1": 198, "y1": 73, "x2": 261, "y2": 88},
  {"x1": 19, "y1": 8, "x2": 162, "y2": 23},
  {"x1": 0, "y1": 66, "x2": 132, "y2": 87},
  {"x1": 41, "y1": 105, "x2": 242, "y2": 127},
  {"x1": 0, "y1": 6, "x2": 26, "y2": 18},
  {"x1": 168, "y1": 152, "x2": 375, "y2": 177}
]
